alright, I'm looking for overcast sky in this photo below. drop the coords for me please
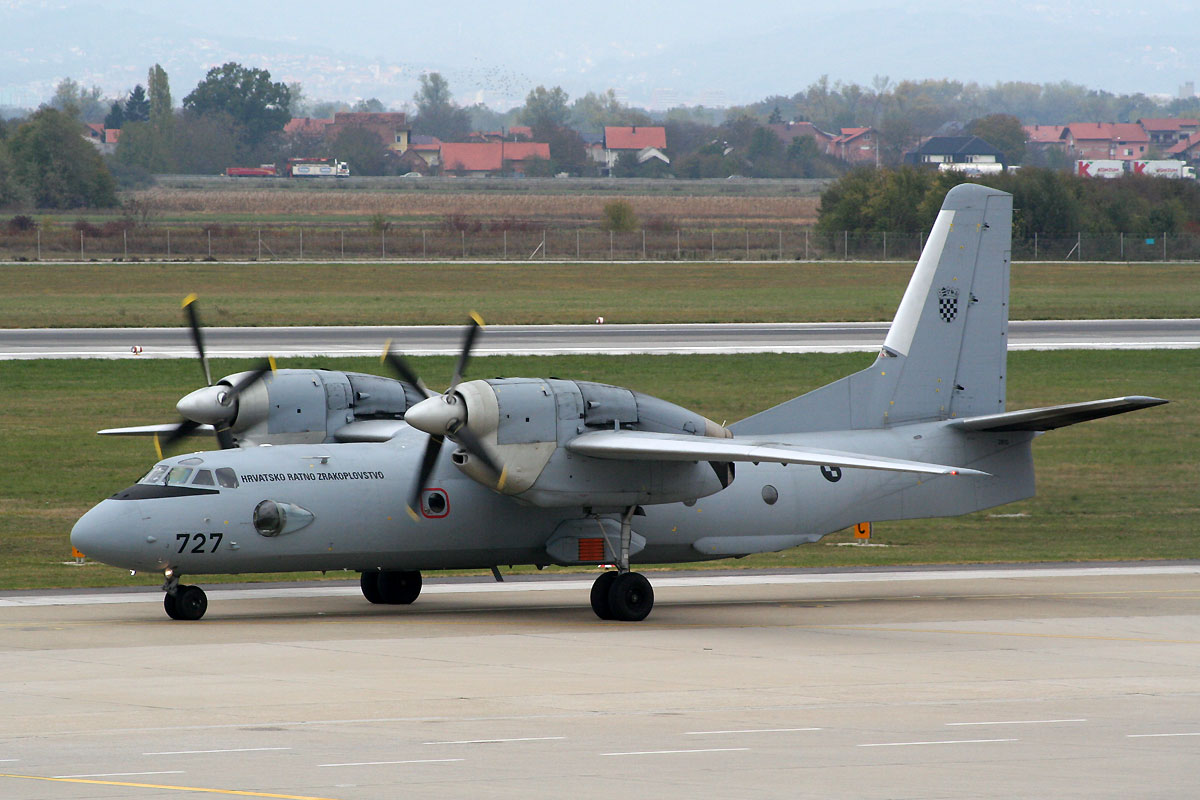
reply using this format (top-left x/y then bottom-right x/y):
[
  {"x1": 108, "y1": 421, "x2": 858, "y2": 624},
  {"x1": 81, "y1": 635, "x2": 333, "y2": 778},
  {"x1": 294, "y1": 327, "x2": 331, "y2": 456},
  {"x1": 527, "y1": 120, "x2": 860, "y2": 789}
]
[{"x1": 4, "y1": 0, "x2": 1199, "y2": 109}]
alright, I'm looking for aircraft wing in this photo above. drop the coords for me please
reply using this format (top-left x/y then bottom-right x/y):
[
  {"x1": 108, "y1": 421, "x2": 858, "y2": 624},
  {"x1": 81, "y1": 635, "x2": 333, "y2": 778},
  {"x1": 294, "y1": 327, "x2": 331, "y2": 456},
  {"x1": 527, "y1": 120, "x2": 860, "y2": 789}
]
[
  {"x1": 947, "y1": 396, "x2": 1167, "y2": 432},
  {"x1": 98, "y1": 423, "x2": 215, "y2": 437},
  {"x1": 566, "y1": 430, "x2": 988, "y2": 477}
]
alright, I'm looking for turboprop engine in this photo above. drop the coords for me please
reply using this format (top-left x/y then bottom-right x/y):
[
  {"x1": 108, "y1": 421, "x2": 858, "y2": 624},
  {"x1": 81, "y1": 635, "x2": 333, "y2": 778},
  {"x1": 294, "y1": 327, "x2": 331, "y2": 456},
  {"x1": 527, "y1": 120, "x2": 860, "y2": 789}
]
[{"x1": 405, "y1": 377, "x2": 734, "y2": 508}]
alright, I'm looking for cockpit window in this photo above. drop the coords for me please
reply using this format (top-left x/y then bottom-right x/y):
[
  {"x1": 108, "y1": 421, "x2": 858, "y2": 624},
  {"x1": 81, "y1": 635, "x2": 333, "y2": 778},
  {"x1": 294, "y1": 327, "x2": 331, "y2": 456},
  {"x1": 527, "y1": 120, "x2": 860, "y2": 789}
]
[
  {"x1": 142, "y1": 464, "x2": 170, "y2": 485},
  {"x1": 166, "y1": 467, "x2": 193, "y2": 486},
  {"x1": 215, "y1": 468, "x2": 239, "y2": 489},
  {"x1": 192, "y1": 469, "x2": 215, "y2": 486}
]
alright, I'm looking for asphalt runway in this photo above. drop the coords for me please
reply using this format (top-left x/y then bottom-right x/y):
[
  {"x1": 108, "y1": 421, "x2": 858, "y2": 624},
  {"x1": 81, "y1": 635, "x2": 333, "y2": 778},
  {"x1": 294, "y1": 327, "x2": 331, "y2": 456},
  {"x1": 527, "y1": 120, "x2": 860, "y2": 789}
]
[
  {"x1": 2, "y1": 318, "x2": 1199, "y2": 360},
  {"x1": 3, "y1": 564, "x2": 1199, "y2": 799}
]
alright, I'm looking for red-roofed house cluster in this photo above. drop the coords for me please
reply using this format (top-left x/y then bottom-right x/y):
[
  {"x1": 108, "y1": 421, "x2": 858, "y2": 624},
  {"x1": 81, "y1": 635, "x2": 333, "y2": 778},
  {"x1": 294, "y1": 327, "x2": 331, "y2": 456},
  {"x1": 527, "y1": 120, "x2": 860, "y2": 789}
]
[
  {"x1": 281, "y1": 112, "x2": 555, "y2": 176},
  {"x1": 1024, "y1": 118, "x2": 1200, "y2": 163}
]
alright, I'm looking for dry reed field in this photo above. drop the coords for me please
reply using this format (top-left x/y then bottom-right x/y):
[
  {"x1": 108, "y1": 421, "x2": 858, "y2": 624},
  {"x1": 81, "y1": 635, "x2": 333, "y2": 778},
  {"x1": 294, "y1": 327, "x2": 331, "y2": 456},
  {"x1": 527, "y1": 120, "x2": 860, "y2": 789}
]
[{"x1": 129, "y1": 187, "x2": 821, "y2": 225}]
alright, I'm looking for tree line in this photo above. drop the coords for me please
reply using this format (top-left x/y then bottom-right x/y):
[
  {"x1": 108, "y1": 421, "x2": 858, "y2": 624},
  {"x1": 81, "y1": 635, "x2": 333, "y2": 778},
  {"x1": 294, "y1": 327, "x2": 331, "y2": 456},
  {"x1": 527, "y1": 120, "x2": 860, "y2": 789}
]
[{"x1": 817, "y1": 167, "x2": 1200, "y2": 238}]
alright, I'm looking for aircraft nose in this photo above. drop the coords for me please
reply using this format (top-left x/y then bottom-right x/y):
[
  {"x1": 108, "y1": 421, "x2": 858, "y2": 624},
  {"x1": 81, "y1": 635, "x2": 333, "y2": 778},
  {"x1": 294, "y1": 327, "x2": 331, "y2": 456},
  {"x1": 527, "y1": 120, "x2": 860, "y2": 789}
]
[{"x1": 70, "y1": 500, "x2": 144, "y2": 567}]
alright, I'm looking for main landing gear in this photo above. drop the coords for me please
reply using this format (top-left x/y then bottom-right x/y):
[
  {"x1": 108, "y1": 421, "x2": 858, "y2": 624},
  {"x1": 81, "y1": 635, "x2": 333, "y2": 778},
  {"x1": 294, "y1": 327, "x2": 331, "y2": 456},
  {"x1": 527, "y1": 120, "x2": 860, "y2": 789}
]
[
  {"x1": 589, "y1": 505, "x2": 655, "y2": 622},
  {"x1": 360, "y1": 570, "x2": 423, "y2": 605},
  {"x1": 162, "y1": 573, "x2": 208, "y2": 621}
]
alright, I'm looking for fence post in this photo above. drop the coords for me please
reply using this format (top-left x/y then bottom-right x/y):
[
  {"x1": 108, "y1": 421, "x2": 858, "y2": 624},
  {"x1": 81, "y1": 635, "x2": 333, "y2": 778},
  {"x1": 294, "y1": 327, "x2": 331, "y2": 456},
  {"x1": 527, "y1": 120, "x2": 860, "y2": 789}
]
[
  {"x1": 257, "y1": 229, "x2": 262, "y2": 260},
  {"x1": 883, "y1": 231, "x2": 887, "y2": 260},
  {"x1": 642, "y1": 229, "x2": 646, "y2": 259},
  {"x1": 504, "y1": 230, "x2": 508, "y2": 260},
  {"x1": 167, "y1": 229, "x2": 170, "y2": 258},
  {"x1": 1034, "y1": 232, "x2": 1037, "y2": 260},
  {"x1": 711, "y1": 230, "x2": 715, "y2": 259},
  {"x1": 36, "y1": 227, "x2": 40, "y2": 260},
  {"x1": 609, "y1": 230, "x2": 613, "y2": 260},
  {"x1": 843, "y1": 230, "x2": 848, "y2": 260},
  {"x1": 804, "y1": 229, "x2": 808, "y2": 260},
  {"x1": 1077, "y1": 232, "x2": 1082, "y2": 261},
  {"x1": 382, "y1": 229, "x2": 386, "y2": 259},
  {"x1": 340, "y1": 230, "x2": 344, "y2": 258},
  {"x1": 544, "y1": 229, "x2": 547, "y2": 259},
  {"x1": 577, "y1": 229, "x2": 580, "y2": 260},
  {"x1": 298, "y1": 228, "x2": 302, "y2": 260},
  {"x1": 778, "y1": 229, "x2": 782, "y2": 261},
  {"x1": 80, "y1": 230, "x2": 84, "y2": 260},
  {"x1": 677, "y1": 229, "x2": 681, "y2": 260},
  {"x1": 124, "y1": 229, "x2": 128, "y2": 259},
  {"x1": 1163, "y1": 232, "x2": 1167, "y2": 261},
  {"x1": 745, "y1": 228, "x2": 749, "y2": 260},
  {"x1": 1120, "y1": 231, "x2": 1124, "y2": 260},
  {"x1": 422, "y1": 230, "x2": 426, "y2": 259}
]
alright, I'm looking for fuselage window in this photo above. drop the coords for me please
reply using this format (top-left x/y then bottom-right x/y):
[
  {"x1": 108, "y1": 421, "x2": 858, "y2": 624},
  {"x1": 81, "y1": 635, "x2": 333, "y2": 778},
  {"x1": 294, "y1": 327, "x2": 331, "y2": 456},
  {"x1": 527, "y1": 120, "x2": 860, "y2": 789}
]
[
  {"x1": 166, "y1": 467, "x2": 193, "y2": 486},
  {"x1": 215, "y1": 468, "x2": 239, "y2": 489},
  {"x1": 193, "y1": 469, "x2": 215, "y2": 486}
]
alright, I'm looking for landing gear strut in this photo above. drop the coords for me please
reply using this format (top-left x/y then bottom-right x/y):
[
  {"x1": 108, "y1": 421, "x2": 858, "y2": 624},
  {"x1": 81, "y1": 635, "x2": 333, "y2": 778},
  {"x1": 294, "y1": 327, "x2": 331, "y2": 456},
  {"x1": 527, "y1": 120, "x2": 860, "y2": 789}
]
[
  {"x1": 360, "y1": 570, "x2": 422, "y2": 605},
  {"x1": 162, "y1": 573, "x2": 208, "y2": 621},
  {"x1": 589, "y1": 506, "x2": 654, "y2": 622}
]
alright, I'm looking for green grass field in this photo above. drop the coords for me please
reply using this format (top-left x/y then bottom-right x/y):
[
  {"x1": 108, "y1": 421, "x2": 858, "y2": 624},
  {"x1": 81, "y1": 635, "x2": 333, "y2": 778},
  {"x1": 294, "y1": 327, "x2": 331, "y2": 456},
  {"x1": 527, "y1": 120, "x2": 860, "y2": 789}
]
[
  {"x1": 1, "y1": 350, "x2": 1194, "y2": 591},
  {"x1": 1, "y1": 261, "x2": 1197, "y2": 327}
]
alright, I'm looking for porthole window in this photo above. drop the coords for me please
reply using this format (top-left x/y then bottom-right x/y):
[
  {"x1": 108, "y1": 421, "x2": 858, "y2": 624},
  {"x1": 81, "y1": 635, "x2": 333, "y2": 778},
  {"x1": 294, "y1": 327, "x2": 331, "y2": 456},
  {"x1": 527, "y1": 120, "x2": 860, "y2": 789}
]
[
  {"x1": 761, "y1": 484, "x2": 779, "y2": 505},
  {"x1": 253, "y1": 500, "x2": 285, "y2": 536}
]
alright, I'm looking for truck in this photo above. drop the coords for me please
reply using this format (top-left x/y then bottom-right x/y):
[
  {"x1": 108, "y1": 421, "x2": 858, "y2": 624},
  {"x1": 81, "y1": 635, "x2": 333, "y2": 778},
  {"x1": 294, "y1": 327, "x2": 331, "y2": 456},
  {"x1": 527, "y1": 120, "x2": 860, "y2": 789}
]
[
  {"x1": 225, "y1": 164, "x2": 277, "y2": 177},
  {"x1": 286, "y1": 158, "x2": 350, "y2": 178},
  {"x1": 1076, "y1": 159, "x2": 1126, "y2": 179},
  {"x1": 1131, "y1": 159, "x2": 1197, "y2": 179}
]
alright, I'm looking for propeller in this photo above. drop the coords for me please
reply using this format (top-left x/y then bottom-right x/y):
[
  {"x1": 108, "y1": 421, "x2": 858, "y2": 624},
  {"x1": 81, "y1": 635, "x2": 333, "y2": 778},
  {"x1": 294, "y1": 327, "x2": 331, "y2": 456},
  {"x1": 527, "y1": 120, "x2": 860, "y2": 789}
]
[
  {"x1": 381, "y1": 313, "x2": 506, "y2": 519},
  {"x1": 156, "y1": 295, "x2": 275, "y2": 455}
]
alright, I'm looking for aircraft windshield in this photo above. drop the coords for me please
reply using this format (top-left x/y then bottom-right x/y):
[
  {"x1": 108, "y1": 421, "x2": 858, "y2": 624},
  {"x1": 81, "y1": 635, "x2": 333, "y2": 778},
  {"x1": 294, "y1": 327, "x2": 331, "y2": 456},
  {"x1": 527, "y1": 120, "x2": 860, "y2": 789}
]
[{"x1": 137, "y1": 464, "x2": 237, "y2": 488}]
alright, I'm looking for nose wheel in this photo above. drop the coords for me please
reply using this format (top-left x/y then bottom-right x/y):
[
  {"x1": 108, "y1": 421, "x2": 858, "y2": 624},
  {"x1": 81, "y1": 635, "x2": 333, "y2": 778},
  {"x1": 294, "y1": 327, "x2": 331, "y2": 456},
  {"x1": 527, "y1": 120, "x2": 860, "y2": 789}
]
[{"x1": 163, "y1": 575, "x2": 208, "y2": 621}]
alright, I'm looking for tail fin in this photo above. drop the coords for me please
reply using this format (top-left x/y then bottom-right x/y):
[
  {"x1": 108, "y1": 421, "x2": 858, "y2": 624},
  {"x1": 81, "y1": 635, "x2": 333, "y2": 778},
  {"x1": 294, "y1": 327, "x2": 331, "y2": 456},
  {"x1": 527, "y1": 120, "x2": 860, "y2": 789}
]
[{"x1": 733, "y1": 183, "x2": 1013, "y2": 435}]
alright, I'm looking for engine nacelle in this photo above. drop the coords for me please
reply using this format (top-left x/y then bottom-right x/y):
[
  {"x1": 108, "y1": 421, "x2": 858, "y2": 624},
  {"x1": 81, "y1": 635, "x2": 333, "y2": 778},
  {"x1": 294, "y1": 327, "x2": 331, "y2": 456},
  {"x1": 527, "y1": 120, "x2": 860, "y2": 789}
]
[
  {"x1": 220, "y1": 369, "x2": 423, "y2": 446},
  {"x1": 450, "y1": 378, "x2": 732, "y2": 507}
]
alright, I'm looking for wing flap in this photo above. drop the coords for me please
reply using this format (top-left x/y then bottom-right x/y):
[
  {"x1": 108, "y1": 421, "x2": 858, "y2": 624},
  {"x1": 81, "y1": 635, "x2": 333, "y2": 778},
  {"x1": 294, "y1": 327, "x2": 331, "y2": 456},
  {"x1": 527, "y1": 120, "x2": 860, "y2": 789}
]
[
  {"x1": 566, "y1": 430, "x2": 987, "y2": 477},
  {"x1": 948, "y1": 396, "x2": 1167, "y2": 432}
]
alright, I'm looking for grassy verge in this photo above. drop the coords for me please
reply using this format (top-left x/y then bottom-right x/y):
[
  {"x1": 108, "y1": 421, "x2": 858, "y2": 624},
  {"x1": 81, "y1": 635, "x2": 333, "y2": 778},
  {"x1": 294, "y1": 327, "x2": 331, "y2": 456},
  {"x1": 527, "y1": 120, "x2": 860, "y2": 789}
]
[
  {"x1": 1, "y1": 350, "x2": 1194, "y2": 591},
  {"x1": 1, "y1": 262, "x2": 1197, "y2": 327}
]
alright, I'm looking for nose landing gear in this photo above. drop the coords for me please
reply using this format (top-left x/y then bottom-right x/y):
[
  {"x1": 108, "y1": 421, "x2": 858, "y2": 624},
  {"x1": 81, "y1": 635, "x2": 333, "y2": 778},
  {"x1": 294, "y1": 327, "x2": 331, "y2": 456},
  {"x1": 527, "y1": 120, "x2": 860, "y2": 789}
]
[{"x1": 162, "y1": 573, "x2": 208, "y2": 621}]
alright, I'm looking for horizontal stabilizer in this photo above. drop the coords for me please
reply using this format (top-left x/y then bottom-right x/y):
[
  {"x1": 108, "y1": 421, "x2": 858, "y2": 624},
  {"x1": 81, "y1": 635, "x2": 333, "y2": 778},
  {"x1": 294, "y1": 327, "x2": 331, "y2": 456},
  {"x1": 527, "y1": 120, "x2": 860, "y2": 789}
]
[
  {"x1": 98, "y1": 423, "x2": 214, "y2": 437},
  {"x1": 948, "y1": 396, "x2": 1167, "y2": 432},
  {"x1": 567, "y1": 430, "x2": 988, "y2": 477}
]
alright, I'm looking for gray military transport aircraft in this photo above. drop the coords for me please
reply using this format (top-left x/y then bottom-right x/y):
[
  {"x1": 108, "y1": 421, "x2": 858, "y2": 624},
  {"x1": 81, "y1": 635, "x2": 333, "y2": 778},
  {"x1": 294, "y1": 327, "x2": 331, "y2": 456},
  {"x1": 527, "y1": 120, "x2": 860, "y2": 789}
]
[{"x1": 70, "y1": 184, "x2": 1165, "y2": 621}]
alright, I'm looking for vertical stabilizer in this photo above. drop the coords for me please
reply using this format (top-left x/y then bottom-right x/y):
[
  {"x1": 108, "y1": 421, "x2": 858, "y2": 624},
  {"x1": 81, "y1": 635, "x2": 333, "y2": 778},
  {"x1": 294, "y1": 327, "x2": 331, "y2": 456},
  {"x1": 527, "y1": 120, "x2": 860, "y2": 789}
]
[{"x1": 733, "y1": 183, "x2": 1013, "y2": 435}]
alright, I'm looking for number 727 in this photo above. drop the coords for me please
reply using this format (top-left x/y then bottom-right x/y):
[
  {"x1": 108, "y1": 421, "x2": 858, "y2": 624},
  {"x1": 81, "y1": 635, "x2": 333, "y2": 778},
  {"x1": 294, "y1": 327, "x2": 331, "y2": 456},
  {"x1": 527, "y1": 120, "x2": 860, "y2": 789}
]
[{"x1": 175, "y1": 532, "x2": 223, "y2": 554}]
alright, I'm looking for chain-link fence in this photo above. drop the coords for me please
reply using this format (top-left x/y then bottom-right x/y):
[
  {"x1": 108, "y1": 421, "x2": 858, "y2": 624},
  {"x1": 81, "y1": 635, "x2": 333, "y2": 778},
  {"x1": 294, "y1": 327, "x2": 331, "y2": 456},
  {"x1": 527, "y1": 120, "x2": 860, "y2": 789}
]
[{"x1": 3, "y1": 224, "x2": 1199, "y2": 262}]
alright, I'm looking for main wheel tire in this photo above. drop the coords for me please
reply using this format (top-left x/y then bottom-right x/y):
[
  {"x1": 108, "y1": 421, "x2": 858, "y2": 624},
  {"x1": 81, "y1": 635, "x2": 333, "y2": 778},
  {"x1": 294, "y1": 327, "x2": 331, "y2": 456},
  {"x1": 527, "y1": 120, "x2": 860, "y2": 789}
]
[
  {"x1": 360, "y1": 571, "x2": 384, "y2": 604},
  {"x1": 590, "y1": 571, "x2": 619, "y2": 620},
  {"x1": 164, "y1": 591, "x2": 182, "y2": 620},
  {"x1": 377, "y1": 570, "x2": 422, "y2": 605},
  {"x1": 607, "y1": 572, "x2": 654, "y2": 622},
  {"x1": 174, "y1": 585, "x2": 208, "y2": 621}
]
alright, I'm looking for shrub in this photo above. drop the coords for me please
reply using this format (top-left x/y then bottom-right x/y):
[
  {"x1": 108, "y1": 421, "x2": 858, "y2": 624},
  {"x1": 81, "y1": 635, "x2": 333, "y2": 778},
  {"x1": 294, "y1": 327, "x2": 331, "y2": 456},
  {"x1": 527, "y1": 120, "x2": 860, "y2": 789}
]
[
  {"x1": 601, "y1": 200, "x2": 638, "y2": 232},
  {"x1": 6, "y1": 214, "x2": 36, "y2": 233}
]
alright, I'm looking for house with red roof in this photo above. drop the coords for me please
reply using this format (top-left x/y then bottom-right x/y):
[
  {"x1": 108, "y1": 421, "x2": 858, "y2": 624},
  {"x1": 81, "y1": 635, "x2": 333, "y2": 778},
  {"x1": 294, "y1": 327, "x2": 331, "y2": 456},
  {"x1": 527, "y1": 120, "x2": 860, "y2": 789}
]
[
  {"x1": 829, "y1": 127, "x2": 879, "y2": 164},
  {"x1": 284, "y1": 117, "x2": 333, "y2": 138},
  {"x1": 83, "y1": 123, "x2": 120, "y2": 154},
  {"x1": 440, "y1": 141, "x2": 551, "y2": 176},
  {"x1": 1060, "y1": 123, "x2": 1149, "y2": 161},
  {"x1": 324, "y1": 112, "x2": 410, "y2": 152},
  {"x1": 598, "y1": 126, "x2": 669, "y2": 173},
  {"x1": 1137, "y1": 118, "x2": 1200, "y2": 149},
  {"x1": 767, "y1": 121, "x2": 833, "y2": 152},
  {"x1": 1166, "y1": 132, "x2": 1200, "y2": 161}
]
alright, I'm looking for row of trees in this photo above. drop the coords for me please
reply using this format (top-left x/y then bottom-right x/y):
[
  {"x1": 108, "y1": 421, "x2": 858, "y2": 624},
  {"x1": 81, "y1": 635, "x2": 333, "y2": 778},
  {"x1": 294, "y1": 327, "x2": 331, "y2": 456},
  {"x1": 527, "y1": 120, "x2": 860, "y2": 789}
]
[{"x1": 817, "y1": 167, "x2": 1200, "y2": 238}]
